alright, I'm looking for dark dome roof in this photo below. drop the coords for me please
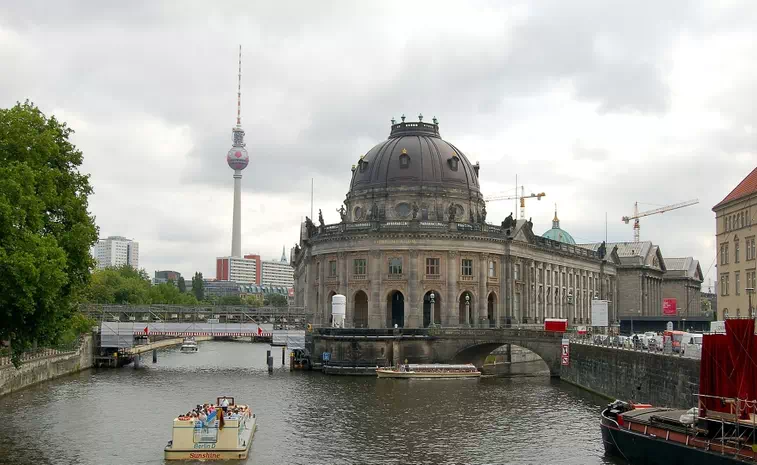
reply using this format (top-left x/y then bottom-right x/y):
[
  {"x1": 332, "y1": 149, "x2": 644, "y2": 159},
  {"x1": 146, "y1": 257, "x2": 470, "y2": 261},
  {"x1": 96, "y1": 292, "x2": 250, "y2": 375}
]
[{"x1": 348, "y1": 121, "x2": 480, "y2": 195}]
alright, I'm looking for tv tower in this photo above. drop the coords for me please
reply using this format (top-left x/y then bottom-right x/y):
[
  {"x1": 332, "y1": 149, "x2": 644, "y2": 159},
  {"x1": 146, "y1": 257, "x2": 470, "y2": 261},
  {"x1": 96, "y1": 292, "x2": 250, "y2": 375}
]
[{"x1": 227, "y1": 45, "x2": 249, "y2": 258}]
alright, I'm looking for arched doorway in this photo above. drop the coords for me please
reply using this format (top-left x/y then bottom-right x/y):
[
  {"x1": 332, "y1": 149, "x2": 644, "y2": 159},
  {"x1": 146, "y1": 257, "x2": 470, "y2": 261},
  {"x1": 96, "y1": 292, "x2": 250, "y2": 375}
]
[
  {"x1": 423, "y1": 290, "x2": 442, "y2": 327},
  {"x1": 487, "y1": 292, "x2": 496, "y2": 327},
  {"x1": 386, "y1": 291, "x2": 405, "y2": 328},
  {"x1": 353, "y1": 291, "x2": 368, "y2": 328},
  {"x1": 459, "y1": 292, "x2": 474, "y2": 326},
  {"x1": 327, "y1": 291, "x2": 336, "y2": 326}
]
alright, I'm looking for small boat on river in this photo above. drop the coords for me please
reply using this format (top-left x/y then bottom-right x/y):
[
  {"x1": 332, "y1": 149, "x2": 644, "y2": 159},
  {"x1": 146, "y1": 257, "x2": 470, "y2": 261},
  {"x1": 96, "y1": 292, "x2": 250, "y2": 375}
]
[
  {"x1": 600, "y1": 318, "x2": 757, "y2": 464},
  {"x1": 165, "y1": 396, "x2": 256, "y2": 460},
  {"x1": 376, "y1": 363, "x2": 481, "y2": 379},
  {"x1": 180, "y1": 337, "x2": 198, "y2": 353}
]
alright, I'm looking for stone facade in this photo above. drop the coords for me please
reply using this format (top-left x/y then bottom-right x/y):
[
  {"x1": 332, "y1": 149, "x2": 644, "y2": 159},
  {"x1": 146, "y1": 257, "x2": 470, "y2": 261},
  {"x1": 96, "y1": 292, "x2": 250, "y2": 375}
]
[
  {"x1": 294, "y1": 120, "x2": 618, "y2": 329},
  {"x1": 712, "y1": 167, "x2": 757, "y2": 320}
]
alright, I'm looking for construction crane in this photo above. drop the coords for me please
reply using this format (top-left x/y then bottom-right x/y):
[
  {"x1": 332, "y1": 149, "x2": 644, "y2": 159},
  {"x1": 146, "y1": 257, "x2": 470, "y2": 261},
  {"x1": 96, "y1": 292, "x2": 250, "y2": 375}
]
[
  {"x1": 485, "y1": 187, "x2": 546, "y2": 219},
  {"x1": 622, "y1": 199, "x2": 699, "y2": 242}
]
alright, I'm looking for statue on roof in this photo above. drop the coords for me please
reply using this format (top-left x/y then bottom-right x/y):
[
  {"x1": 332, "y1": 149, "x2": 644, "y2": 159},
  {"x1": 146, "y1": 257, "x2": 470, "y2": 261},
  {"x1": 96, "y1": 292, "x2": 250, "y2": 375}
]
[
  {"x1": 368, "y1": 202, "x2": 379, "y2": 221},
  {"x1": 304, "y1": 216, "x2": 316, "y2": 238},
  {"x1": 481, "y1": 204, "x2": 487, "y2": 223},
  {"x1": 526, "y1": 217, "x2": 533, "y2": 231},
  {"x1": 336, "y1": 204, "x2": 346, "y2": 222},
  {"x1": 502, "y1": 212, "x2": 514, "y2": 230},
  {"x1": 294, "y1": 243, "x2": 301, "y2": 256},
  {"x1": 318, "y1": 209, "x2": 325, "y2": 227},
  {"x1": 412, "y1": 202, "x2": 419, "y2": 220},
  {"x1": 598, "y1": 241, "x2": 607, "y2": 259}
]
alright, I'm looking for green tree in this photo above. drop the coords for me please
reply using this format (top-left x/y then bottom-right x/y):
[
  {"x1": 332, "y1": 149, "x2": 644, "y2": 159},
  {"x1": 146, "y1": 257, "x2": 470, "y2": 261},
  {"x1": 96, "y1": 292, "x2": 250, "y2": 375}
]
[
  {"x1": 219, "y1": 295, "x2": 242, "y2": 305},
  {"x1": 177, "y1": 276, "x2": 186, "y2": 293},
  {"x1": 191, "y1": 272, "x2": 204, "y2": 301},
  {"x1": 0, "y1": 101, "x2": 98, "y2": 366},
  {"x1": 242, "y1": 294, "x2": 264, "y2": 307},
  {"x1": 265, "y1": 293, "x2": 289, "y2": 308}
]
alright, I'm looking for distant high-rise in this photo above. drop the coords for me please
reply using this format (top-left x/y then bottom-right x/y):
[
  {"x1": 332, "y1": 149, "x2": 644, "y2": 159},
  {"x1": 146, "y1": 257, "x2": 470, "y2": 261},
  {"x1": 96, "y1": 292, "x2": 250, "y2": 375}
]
[
  {"x1": 227, "y1": 45, "x2": 250, "y2": 258},
  {"x1": 92, "y1": 236, "x2": 139, "y2": 270}
]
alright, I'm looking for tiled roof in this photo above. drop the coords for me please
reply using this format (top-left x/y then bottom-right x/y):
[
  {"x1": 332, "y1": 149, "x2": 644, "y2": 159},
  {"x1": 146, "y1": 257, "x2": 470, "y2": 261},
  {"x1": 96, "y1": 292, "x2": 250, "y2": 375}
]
[
  {"x1": 579, "y1": 241, "x2": 652, "y2": 258},
  {"x1": 714, "y1": 166, "x2": 757, "y2": 210},
  {"x1": 665, "y1": 258, "x2": 689, "y2": 270}
]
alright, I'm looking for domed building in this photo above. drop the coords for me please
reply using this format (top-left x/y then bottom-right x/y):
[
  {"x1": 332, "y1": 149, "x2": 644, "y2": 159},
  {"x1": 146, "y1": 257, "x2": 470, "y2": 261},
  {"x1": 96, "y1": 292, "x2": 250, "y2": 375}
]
[
  {"x1": 542, "y1": 207, "x2": 576, "y2": 245},
  {"x1": 292, "y1": 117, "x2": 619, "y2": 329}
]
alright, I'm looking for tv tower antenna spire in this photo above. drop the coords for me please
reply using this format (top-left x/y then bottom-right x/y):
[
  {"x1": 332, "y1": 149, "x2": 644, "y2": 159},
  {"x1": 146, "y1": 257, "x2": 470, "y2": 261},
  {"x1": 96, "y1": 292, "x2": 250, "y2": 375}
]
[{"x1": 236, "y1": 45, "x2": 242, "y2": 128}]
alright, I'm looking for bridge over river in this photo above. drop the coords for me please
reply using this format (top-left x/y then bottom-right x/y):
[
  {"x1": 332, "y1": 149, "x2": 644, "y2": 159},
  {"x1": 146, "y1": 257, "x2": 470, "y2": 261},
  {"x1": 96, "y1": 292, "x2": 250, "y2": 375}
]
[{"x1": 310, "y1": 326, "x2": 566, "y2": 375}]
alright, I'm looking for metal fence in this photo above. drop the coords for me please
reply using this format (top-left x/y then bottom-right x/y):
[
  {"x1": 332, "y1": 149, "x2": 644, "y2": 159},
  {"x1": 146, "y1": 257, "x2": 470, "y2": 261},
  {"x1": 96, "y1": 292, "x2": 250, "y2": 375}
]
[
  {"x1": 0, "y1": 337, "x2": 83, "y2": 368},
  {"x1": 568, "y1": 335, "x2": 702, "y2": 359}
]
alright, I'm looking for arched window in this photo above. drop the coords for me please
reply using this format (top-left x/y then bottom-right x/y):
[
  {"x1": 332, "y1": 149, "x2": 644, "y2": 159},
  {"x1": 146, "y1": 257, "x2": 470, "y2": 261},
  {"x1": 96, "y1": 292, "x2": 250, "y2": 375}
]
[{"x1": 399, "y1": 148, "x2": 410, "y2": 169}]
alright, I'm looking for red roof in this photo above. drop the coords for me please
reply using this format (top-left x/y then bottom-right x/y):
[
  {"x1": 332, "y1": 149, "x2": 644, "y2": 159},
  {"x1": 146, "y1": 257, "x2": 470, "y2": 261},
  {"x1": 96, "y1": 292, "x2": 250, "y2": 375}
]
[{"x1": 714, "y1": 166, "x2": 757, "y2": 210}]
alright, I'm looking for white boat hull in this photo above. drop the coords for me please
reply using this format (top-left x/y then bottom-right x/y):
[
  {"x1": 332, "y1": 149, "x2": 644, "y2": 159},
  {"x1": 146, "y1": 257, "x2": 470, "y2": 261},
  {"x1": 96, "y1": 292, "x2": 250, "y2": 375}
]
[
  {"x1": 165, "y1": 415, "x2": 256, "y2": 460},
  {"x1": 376, "y1": 369, "x2": 481, "y2": 379}
]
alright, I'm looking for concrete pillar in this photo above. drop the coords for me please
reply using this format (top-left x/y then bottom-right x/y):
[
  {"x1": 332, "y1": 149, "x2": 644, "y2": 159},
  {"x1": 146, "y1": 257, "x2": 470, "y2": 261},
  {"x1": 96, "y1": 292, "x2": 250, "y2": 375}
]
[
  {"x1": 407, "y1": 250, "x2": 420, "y2": 328},
  {"x1": 479, "y1": 253, "x2": 488, "y2": 327},
  {"x1": 369, "y1": 250, "x2": 383, "y2": 328},
  {"x1": 392, "y1": 340, "x2": 400, "y2": 366},
  {"x1": 500, "y1": 255, "x2": 508, "y2": 327},
  {"x1": 447, "y1": 251, "x2": 458, "y2": 326},
  {"x1": 303, "y1": 258, "x2": 312, "y2": 323}
]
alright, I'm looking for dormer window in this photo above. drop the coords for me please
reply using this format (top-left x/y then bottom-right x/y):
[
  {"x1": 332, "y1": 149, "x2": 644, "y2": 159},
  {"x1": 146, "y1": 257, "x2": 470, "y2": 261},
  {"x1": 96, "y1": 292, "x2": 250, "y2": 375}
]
[
  {"x1": 399, "y1": 148, "x2": 410, "y2": 169},
  {"x1": 448, "y1": 155, "x2": 459, "y2": 171},
  {"x1": 358, "y1": 156, "x2": 368, "y2": 173}
]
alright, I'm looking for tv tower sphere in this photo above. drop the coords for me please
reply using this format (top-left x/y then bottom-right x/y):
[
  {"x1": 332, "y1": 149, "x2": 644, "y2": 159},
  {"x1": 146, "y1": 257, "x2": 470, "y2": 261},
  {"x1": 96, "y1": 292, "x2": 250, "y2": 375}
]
[{"x1": 227, "y1": 144, "x2": 249, "y2": 171}]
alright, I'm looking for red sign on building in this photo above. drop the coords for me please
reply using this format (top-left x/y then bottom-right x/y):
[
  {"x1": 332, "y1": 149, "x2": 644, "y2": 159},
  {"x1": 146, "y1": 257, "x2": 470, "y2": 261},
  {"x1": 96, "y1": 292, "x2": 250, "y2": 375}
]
[{"x1": 663, "y1": 298, "x2": 677, "y2": 315}]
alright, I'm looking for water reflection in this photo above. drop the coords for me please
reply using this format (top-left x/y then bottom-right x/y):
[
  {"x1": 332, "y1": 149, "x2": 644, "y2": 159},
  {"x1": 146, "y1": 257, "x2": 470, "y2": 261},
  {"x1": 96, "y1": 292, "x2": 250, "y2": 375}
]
[{"x1": 0, "y1": 341, "x2": 623, "y2": 465}]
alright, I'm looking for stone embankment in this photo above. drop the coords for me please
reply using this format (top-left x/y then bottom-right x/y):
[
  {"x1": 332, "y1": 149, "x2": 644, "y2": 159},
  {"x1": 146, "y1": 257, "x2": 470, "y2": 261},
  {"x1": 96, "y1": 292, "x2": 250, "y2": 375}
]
[
  {"x1": 560, "y1": 341, "x2": 700, "y2": 409},
  {"x1": 0, "y1": 335, "x2": 94, "y2": 397}
]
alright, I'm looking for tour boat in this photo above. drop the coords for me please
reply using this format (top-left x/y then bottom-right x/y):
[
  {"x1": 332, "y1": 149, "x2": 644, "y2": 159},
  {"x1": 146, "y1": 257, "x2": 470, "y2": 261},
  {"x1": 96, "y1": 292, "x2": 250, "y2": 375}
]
[
  {"x1": 164, "y1": 396, "x2": 256, "y2": 460},
  {"x1": 180, "y1": 337, "x2": 198, "y2": 353},
  {"x1": 600, "y1": 319, "x2": 757, "y2": 464},
  {"x1": 376, "y1": 363, "x2": 481, "y2": 379}
]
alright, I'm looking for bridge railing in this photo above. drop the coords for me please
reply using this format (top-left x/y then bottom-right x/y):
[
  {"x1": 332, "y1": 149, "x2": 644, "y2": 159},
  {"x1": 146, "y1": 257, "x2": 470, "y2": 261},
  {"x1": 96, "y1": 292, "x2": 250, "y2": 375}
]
[
  {"x1": 568, "y1": 335, "x2": 701, "y2": 359},
  {"x1": 0, "y1": 337, "x2": 83, "y2": 368}
]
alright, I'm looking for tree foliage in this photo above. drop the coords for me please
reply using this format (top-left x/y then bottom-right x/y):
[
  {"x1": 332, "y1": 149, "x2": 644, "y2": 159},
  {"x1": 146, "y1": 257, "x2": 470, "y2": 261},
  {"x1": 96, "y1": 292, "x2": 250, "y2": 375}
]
[
  {"x1": 0, "y1": 101, "x2": 98, "y2": 365},
  {"x1": 86, "y1": 265, "x2": 197, "y2": 305},
  {"x1": 177, "y1": 276, "x2": 186, "y2": 293},
  {"x1": 191, "y1": 272, "x2": 204, "y2": 301},
  {"x1": 265, "y1": 293, "x2": 289, "y2": 308}
]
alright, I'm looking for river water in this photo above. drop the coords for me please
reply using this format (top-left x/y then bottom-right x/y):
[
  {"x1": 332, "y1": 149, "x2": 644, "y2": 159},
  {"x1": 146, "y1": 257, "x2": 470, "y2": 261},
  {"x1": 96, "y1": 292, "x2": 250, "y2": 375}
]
[{"x1": 0, "y1": 341, "x2": 623, "y2": 465}]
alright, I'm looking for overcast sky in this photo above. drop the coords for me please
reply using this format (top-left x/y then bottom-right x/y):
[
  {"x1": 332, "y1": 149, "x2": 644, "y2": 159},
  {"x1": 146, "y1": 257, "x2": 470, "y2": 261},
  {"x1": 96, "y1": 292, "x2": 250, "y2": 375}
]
[{"x1": 2, "y1": 1, "x2": 756, "y2": 287}]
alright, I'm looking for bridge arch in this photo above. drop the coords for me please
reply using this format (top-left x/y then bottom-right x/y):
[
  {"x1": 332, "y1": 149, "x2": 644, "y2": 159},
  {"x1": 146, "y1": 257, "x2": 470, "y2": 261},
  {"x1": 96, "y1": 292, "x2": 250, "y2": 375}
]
[{"x1": 433, "y1": 329, "x2": 564, "y2": 376}]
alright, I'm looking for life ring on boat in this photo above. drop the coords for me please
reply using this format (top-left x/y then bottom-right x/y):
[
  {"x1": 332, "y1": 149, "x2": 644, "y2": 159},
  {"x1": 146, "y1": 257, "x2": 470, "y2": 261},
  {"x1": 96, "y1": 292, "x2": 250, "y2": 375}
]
[{"x1": 307, "y1": 324, "x2": 313, "y2": 332}]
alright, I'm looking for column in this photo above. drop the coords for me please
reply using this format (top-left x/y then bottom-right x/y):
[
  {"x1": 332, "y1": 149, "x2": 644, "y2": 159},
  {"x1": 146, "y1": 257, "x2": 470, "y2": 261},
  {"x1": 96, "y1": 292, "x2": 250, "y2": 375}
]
[
  {"x1": 338, "y1": 252, "x2": 347, "y2": 297},
  {"x1": 407, "y1": 250, "x2": 420, "y2": 328},
  {"x1": 369, "y1": 250, "x2": 383, "y2": 328},
  {"x1": 479, "y1": 253, "x2": 488, "y2": 327},
  {"x1": 303, "y1": 257, "x2": 312, "y2": 323},
  {"x1": 318, "y1": 260, "x2": 326, "y2": 325},
  {"x1": 447, "y1": 251, "x2": 459, "y2": 326},
  {"x1": 500, "y1": 255, "x2": 509, "y2": 327}
]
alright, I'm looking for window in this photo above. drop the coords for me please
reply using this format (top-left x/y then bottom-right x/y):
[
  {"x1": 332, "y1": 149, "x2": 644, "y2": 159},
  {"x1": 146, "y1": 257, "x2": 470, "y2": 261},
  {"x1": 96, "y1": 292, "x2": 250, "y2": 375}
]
[
  {"x1": 748, "y1": 237, "x2": 756, "y2": 261},
  {"x1": 554, "y1": 271, "x2": 559, "y2": 285},
  {"x1": 395, "y1": 203, "x2": 411, "y2": 218},
  {"x1": 461, "y1": 259, "x2": 473, "y2": 276},
  {"x1": 569, "y1": 273, "x2": 574, "y2": 287},
  {"x1": 747, "y1": 271, "x2": 756, "y2": 292},
  {"x1": 399, "y1": 152, "x2": 410, "y2": 169},
  {"x1": 488, "y1": 260, "x2": 497, "y2": 278},
  {"x1": 721, "y1": 273, "x2": 729, "y2": 296},
  {"x1": 721, "y1": 243, "x2": 730, "y2": 265},
  {"x1": 329, "y1": 260, "x2": 337, "y2": 277},
  {"x1": 316, "y1": 263, "x2": 320, "y2": 279},
  {"x1": 389, "y1": 258, "x2": 403, "y2": 275},
  {"x1": 736, "y1": 239, "x2": 740, "y2": 263},
  {"x1": 353, "y1": 259, "x2": 366, "y2": 276},
  {"x1": 736, "y1": 271, "x2": 741, "y2": 295},
  {"x1": 426, "y1": 258, "x2": 440, "y2": 276},
  {"x1": 448, "y1": 156, "x2": 459, "y2": 171},
  {"x1": 513, "y1": 263, "x2": 521, "y2": 281}
]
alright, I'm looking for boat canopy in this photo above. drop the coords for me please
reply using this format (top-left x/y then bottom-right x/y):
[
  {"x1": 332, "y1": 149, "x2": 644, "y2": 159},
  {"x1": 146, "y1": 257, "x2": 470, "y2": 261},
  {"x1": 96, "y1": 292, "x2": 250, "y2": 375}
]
[{"x1": 405, "y1": 364, "x2": 476, "y2": 370}]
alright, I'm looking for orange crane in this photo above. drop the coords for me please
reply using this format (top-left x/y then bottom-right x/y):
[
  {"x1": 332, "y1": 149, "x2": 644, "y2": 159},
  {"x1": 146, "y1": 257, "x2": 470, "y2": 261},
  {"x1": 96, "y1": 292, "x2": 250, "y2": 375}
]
[
  {"x1": 485, "y1": 187, "x2": 546, "y2": 219},
  {"x1": 622, "y1": 199, "x2": 699, "y2": 242}
]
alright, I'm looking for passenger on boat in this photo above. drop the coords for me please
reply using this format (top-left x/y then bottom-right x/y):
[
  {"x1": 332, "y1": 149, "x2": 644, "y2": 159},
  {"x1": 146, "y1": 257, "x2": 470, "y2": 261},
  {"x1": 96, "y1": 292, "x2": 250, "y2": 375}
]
[{"x1": 221, "y1": 396, "x2": 230, "y2": 411}]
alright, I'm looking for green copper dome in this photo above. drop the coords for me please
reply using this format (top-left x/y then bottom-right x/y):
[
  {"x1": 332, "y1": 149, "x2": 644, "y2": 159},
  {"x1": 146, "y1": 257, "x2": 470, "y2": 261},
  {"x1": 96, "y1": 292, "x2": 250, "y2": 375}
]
[{"x1": 541, "y1": 207, "x2": 576, "y2": 245}]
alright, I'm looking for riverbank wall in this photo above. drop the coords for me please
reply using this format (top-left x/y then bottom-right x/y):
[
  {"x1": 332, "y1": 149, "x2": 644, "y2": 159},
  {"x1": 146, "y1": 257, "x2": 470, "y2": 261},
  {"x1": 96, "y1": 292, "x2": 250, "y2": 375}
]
[
  {"x1": 0, "y1": 335, "x2": 94, "y2": 397},
  {"x1": 560, "y1": 342, "x2": 700, "y2": 409}
]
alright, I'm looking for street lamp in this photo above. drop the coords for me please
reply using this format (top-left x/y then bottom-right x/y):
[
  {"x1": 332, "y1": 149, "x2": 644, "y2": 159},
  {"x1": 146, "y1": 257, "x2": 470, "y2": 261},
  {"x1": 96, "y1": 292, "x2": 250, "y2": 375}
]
[
  {"x1": 430, "y1": 292, "x2": 436, "y2": 326},
  {"x1": 465, "y1": 294, "x2": 471, "y2": 327}
]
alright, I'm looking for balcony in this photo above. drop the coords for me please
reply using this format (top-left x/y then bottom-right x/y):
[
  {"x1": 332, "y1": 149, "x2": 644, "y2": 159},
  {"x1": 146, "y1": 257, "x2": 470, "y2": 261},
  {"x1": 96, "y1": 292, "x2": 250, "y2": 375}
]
[
  {"x1": 424, "y1": 274, "x2": 442, "y2": 281},
  {"x1": 386, "y1": 273, "x2": 405, "y2": 281},
  {"x1": 351, "y1": 274, "x2": 367, "y2": 281},
  {"x1": 460, "y1": 275, "x2": 475, "y2": 282}
]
